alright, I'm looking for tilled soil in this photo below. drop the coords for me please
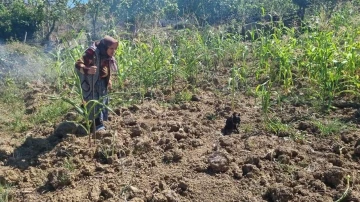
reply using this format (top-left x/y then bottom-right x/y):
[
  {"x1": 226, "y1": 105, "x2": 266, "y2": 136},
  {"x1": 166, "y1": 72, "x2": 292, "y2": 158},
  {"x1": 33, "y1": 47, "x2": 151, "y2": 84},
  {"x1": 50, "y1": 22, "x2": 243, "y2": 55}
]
[{"x1": 1, "y1": 82, "x2": 360, "y2": 202}]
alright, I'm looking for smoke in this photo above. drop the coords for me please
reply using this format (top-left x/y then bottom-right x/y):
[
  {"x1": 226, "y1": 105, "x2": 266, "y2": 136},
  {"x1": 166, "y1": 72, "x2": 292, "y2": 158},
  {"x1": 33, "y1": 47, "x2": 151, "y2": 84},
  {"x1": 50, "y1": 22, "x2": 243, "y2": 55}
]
[{"x1": 0, "y1": 40, "x2": 53, "y2": 84}]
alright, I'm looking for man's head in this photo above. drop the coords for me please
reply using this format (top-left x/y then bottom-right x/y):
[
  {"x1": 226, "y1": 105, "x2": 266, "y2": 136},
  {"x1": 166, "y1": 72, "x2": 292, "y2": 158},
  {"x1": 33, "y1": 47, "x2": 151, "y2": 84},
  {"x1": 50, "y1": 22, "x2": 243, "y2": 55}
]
[{"x1": 97, "y1": 36, "x2": 118, "y2": 57}]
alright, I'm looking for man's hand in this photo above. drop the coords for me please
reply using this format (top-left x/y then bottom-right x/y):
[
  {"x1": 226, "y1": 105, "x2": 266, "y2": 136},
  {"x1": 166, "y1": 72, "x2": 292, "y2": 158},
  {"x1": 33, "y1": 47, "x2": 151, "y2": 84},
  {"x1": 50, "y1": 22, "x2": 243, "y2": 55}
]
[
  {"x1": 87, "y1": 66, "x2": 97, "y2": 74},
  {"x1": 108, "y1": 80, "x2": 112, "y2": 90},
  {"x1": 101, "y1": 66, "x2": 109, "y2": 78}
]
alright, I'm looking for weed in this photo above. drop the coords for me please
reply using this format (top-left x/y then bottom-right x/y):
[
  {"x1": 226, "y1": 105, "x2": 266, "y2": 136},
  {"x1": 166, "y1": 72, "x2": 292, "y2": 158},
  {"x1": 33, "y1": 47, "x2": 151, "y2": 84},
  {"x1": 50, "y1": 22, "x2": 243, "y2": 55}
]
[
  {"x1": 312, "y1": 119, "x2": 344, "y2": 137},
  {"x1": 290, "y1": 131, "x2": 307, "y2": 144},
  {"x1": 9, "y1": 112, "x2": 28, "y2": 132},
  {"x1": 97, "y1": 134, "x2": 117, "y2": 163},
  {"x1": 278, "y1": 162, "x2": 296, "y2": 176},
  {"x1": 31, "y1": 99, "x2": 71, "y2": 125},
  {"x1": 265, "y1": 117, "x2": 292, "y2": 136},
  {"x1": 64, "y1": 157, "x2": 75, "y2": 172},
  {"x1": 335, "y1": 175, "x2": 351, "y2": 202},
  {"x1": 205, "y1": 113, "x2": 217, "y2": 120},
  {"x1": 242, "y1": 123, "x2": 252, "y2": 134},
  {"x1": 58, "y1": 172, "x2": 71, "y2": 187},
  {"x1": 174, "y1": 89, "x2": 192, "y2": 103},
  {"x1": 0, "y1": 183, "x2": 12, "y2": 202},
  {"x1": 0, "y1": 79, "x2": 21, "y2": 104}
]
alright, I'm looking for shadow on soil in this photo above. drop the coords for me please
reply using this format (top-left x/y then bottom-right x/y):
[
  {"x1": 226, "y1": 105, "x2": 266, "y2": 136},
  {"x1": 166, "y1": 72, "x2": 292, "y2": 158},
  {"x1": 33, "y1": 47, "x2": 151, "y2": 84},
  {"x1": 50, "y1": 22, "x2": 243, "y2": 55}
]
[{"x1": 5, "y1": 121, "x2": 87, "y2": 171}]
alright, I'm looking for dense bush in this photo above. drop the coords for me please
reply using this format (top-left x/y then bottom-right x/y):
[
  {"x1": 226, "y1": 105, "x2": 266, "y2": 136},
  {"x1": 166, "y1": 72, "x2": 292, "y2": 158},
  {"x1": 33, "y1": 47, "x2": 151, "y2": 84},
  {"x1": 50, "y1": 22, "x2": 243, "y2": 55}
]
[{"x1": 0, "y1": 1, "x2": 45, "y2": 41}]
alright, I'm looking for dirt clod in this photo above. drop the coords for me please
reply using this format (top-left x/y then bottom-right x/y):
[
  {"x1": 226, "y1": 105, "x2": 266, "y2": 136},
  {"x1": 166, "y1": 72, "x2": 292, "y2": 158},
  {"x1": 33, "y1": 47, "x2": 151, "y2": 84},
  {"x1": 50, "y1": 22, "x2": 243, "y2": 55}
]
[
  {"x1": 265, "y1": 184, "x2": 294, "y2": 202},
  {"x1": 322, "y1": 167, "x2": 345, "y2": 188},
  {"x1": 354, "y1": 146, "x2": 360, "y2": 157},
  {"x1": 207, "y1": 151, "x2": 230, "y2": 173},
  {"x1": 130, "y1": 126, "x2": 143, "y2": 137},
  {"x1": 53, "y1": 121, "x2": 86, "y2": 137},
  {"x1": 242, "y1": 164, "x2": 259, "y2": 176},
  {"x1": 4, "y1": 72, "x2": 360, "y2": 202}
]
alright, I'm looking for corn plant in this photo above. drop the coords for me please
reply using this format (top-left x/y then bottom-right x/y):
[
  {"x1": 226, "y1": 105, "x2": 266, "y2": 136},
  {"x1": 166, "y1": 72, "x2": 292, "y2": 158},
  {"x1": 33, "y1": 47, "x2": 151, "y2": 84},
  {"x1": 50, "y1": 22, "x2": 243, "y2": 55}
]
[
  {"x1": 50, "y1": 72, "x2": 115, "y2": 146},
  {"x1": 239, "y1": 45, "x2": 250, "y2": 88},
  {"x1": 256, "y1": 80, "x2": 272, "y2": 116},
  {"x1": 52, "y1": 31, "x2": 86, "y2": 89},
  {"x1": 115, "y1": 39, "x2": 133, "y2": 90},
  {"x1": 166, "y1": 46, "x2": 183, "y2": 92},
  {"x1": 255, "y1": 35, "x2": 272, "y2": 80},
  {"x1": 49, "y1": 48, "x2": 64, "y2": 91},
  {"x1": 148, "y1": 37, "x2": 175, "y2": 92},
  {"x1": 176, "y1": 30, "x2": 204, "y2": 85},
  {"x1": 226, "y1": 44, "x2": 250, "y2": 97},
  {"x1": 300, "y1": 30, "x2": 337, "y2": 108},
  {"x1": 269, "y1": 27, "x2": 297, "y2": 92},
  {"x1": 120, "y1": 37, "x2": 174, "y2": 100},
  {"x1": 200, "y1": 28, "x2": 217, "y2": 72},
  {"x1": 207, "y1": 30, "x2": 226, "y2": 70},
  {"x1": 228, "y1": 66, "x2": 241, "y2": 111}
]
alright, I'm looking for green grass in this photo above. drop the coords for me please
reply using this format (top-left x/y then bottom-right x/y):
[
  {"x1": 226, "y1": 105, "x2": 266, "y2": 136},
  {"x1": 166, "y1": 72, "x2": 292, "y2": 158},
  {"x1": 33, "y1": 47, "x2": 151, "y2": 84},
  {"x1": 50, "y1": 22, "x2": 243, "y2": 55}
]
[
  {"x1": 290, "y1": 131, "x2": 307, "y2": 143},
  {"x1": 9, "y1": 111, "x2": 29, "y2": 132},
  {"x1": 265, "y1": 117, "x2": 293, "y2": 136},
  {"x1": 174, "y1": 89, "x2": 193, "y2": 103},
  {"x1": 0, "y1": 84, "x2": 27, "y2": 132},
  {"x1": 312, "y1": 119, "x2": 345, "y2": 137},
  {"x1": 0, "y1": 183, "x2": 12, "y2": 202},
  {"x1": 64, "y1": 156, "x2": 76, "y2": 172},
  {"x1": 30, "y1": 99, "x2": 71, "y2": 126},
  {"x1": 0, "y1": 80, "x2": 23, "y2": 104}
]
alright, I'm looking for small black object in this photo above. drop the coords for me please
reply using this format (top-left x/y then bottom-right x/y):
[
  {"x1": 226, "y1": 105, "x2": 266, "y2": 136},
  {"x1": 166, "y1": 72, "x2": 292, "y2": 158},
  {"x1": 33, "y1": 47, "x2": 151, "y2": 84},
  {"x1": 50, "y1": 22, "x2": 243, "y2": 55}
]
[{"x1": 222, "y1": 112, "x2": 241, "y2": 135}]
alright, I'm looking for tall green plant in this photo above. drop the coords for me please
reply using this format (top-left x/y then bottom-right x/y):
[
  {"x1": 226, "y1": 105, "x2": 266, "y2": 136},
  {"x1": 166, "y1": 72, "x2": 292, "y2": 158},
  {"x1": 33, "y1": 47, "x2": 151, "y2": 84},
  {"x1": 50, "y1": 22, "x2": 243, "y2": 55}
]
[
  {"x1": 256, "y1": 80, "x2": 272, "y2": 116},
  {"x1": 50, "y1": 72, "x2": 115, "y2": 146},
  {"x1": 0, "y1": 182, "x2": 11, "y2": 202},
  {"x1": 302, "y1": 31, "x2": 341, "y2": 109},
  {"x1": 176, "y1": 30, "x2": 204, "y2": 85},
  {"x1": 228, "y1": 67, "x2": 238, "y2": 111},
  {"x1": 255, "y1": 35, "x2": 271, "y2": 79},
  {"x1": 269, "y1": 27, "x2": 297, "y2": 92}
]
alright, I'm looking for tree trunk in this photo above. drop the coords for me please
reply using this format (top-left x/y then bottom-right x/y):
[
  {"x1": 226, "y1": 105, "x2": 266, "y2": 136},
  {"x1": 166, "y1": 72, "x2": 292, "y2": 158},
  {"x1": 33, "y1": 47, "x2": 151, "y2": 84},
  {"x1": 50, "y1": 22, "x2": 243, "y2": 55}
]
[
  {"x1": 92, "y1": 4, "x2": 99, "y2": 40},
  {"x1": 41, "y1": 19, "x2": 56, "y2": 46}
]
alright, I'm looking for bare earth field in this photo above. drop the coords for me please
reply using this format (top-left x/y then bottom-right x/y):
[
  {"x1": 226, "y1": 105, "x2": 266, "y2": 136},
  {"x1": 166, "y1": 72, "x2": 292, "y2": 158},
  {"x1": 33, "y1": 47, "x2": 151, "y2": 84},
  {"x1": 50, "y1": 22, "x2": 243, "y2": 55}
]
[{"x1": 1, "y1": 74, "x2": 360, "y2": 202}]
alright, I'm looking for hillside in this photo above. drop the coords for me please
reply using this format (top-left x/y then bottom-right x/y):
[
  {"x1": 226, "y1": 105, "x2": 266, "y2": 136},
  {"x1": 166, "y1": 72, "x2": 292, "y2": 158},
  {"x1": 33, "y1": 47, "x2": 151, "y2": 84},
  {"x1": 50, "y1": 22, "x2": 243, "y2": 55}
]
[
  {"x1": 1, "y1": 74, "x2": 360, "y2": 201},
  {"x1": 1, "y1": 1, "x2": 360, "y2": 201}
]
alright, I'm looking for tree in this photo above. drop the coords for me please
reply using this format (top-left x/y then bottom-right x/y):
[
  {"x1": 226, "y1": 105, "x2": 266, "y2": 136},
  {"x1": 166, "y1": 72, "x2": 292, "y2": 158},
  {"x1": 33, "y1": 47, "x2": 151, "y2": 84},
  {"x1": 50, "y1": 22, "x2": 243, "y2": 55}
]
[
  {"x1": 0, "y1": 1, "x2": 45, "y2": 41},
  {"x1": 107, "y1": 0, "x2": 177, "y2": 33},
  {"x1": 176, "y1": 0, "x2": 240, "y2": 25}
]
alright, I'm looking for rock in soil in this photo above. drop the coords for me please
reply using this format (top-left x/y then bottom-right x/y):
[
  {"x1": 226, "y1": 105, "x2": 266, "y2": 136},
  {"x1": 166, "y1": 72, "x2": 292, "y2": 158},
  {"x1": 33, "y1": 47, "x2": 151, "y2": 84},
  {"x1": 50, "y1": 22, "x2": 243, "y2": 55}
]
[{"x1": 207, "y1": 151, "x2": 230, "y2": 173}]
